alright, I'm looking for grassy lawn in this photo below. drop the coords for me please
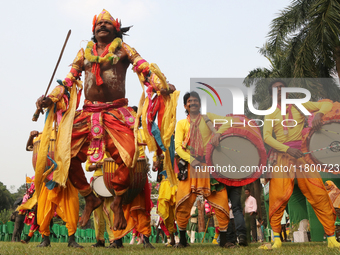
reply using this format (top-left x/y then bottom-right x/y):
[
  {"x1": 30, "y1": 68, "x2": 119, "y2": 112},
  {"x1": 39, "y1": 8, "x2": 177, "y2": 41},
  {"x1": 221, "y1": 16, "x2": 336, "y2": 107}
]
[{"x1": 0, "y1": 241, "x2": 340, "y2": 255}]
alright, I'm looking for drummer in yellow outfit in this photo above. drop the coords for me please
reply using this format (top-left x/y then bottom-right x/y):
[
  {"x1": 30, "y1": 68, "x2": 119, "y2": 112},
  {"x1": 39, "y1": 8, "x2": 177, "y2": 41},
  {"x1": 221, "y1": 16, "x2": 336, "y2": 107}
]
[
  {"x1": 175, "y1": 91, "x2": 233, "y2": 248},
  {"x1": 19, "y1": 130, "x2": 82, "y2": 248},
  {"x1": 85, "y1": 152, "x2": 114, "y2": 248},
  {"x1": 262, "y1": 79, "x2": 340, "y2": 249}
]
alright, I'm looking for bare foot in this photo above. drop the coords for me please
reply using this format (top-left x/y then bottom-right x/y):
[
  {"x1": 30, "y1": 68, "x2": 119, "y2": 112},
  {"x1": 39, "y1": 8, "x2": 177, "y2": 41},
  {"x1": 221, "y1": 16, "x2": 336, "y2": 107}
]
[
  {"x1": 80, "y1": 192, "x2": 102, "y2": 227},
  {"x1": 110, "y1": 195, "x2": 127, "y2": 230}
]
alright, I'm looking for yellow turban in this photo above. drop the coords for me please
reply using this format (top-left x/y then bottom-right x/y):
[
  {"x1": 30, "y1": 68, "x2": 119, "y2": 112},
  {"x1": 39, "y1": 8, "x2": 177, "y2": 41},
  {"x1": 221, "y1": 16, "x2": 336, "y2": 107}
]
[{"x1": 92, "y1": 9, "x2": 121, "y2": 32}]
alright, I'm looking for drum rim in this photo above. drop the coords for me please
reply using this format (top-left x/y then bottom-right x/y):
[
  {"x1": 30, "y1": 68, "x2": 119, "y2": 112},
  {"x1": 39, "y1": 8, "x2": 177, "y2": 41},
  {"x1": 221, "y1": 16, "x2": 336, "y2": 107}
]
[
  {"x1": 91, "y1": 176, "x2": 113, "y2": 198},
  {"x1": 206, "y1": 127, "x2": 266, "y2": 186},
  {"x1": 304, "y1": 119, "x2": 340, "y2": 171}
]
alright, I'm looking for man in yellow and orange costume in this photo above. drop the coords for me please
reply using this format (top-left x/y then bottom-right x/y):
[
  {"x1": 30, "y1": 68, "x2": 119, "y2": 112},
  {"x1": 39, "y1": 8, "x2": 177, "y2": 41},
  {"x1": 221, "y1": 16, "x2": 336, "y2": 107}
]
[
  {"x1": 261, "y1": 79, "x2": 340, "y2": 249},
  {"x1": 18, "y1": 130, "x2": 82, "y2": 248},
  {"x1": 34, "y1": 9, "x2": 178, "y2": 234},
  {"x1": 175, "y1": 91, "x2": 233, "y2": 248}
]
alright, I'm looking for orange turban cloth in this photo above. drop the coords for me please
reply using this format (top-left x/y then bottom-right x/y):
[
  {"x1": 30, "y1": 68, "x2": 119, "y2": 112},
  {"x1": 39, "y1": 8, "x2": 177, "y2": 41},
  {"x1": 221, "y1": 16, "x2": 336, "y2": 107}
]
[{"x1": 92, "y1": 9, "x2": 121, "y2": 32}]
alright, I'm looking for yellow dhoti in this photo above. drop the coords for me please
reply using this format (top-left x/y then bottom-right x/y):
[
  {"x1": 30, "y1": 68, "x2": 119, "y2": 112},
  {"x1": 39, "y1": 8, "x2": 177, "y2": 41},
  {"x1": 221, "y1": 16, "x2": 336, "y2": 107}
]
[
  {"x1": 175, "y1": 164, "x2": 229, "y2": 231},
  {"x1": 158, "y1": 178, "x2": 177, "y2": 234},
  {"x1": 93, "y1": 197, "x2": 114, "y2": 243},
  {"x1": 269, "y1": 152, "x2": 336, "y2": 236},
  {"x1": 37, "y1": 180, "x2": 79, "y2": 236}
]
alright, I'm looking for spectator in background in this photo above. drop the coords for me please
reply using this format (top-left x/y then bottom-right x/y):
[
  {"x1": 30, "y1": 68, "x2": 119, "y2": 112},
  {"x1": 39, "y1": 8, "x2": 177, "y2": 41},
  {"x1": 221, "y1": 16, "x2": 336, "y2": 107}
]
[
  {"x1": 280, "y1": 210, "x2": 289, "y2": 242},
  {"x1": 244, "y1": 188, "x2": 257, "y2": 243},
  {"x1": 226, "y1": 185, "x2": 248, "y2": 246},
  {"x1": 225, "y1": 200, "x2": 237, "y2": 248},
  {"x1": 155, "y1": 216, "x2": 165, "y2": 243},
  {"x1": 257, "y1": 218, "x2": 264, "y2": 242},
  {"x1": 187, "y1": 202, "x2": 198, "y2": 244}
]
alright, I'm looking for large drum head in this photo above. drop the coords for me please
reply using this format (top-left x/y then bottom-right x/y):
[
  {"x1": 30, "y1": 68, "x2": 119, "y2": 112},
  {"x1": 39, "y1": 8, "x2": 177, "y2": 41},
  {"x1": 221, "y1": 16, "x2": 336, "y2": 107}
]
[
  {"x1": 206, "y1": 127, "x2": 266, "y2": 187},
  {"x1": 91, "y1": 176, "x2": 113, "y2": 198},
  {"x1": 309, "y1": 121, "x2": 340, "y2": 165},
  {"x1": 212, "y1": 135, "x2": 260, "y2": 179}
]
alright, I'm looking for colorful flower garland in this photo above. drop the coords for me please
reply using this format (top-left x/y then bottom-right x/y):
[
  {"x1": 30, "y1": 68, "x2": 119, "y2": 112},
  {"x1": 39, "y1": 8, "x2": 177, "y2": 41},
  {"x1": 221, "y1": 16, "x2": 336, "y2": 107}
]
[{"x1": 85, "y1": 38, "x2": 122, "y2": 64}]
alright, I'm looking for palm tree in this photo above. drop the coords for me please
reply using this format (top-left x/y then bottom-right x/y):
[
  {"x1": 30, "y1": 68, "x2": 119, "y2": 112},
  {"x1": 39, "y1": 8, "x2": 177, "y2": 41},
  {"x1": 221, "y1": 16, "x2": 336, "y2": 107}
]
[
  {"x1": 244, "y1": 0, "x2": 340, "y2": 114},
  {"x1": 268, "y1": 0, "x2": 340, "y2": 81}
]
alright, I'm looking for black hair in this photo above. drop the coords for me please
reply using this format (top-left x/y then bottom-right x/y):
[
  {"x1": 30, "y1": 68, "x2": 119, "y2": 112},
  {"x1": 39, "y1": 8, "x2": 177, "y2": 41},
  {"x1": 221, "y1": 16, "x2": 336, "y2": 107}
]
[
  {"x1": 183, "y1": 91, "x2": 201, "y2": 115},
  {"x1": 268, "y1": 79, "x2": 287, "y2": 95},
  {"x1": 245, "y1": 188, "x2": 251, "y2": 192},
  {"x1": 183, "y1": 91, "x2": 201, "y2": 105}
]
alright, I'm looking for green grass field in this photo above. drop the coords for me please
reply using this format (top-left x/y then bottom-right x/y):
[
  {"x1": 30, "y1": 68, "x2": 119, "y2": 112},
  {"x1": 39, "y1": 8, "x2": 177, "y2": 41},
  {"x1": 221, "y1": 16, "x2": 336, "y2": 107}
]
[{"x1": 1, "y1": 242, "x2": 340, "y2": 255}]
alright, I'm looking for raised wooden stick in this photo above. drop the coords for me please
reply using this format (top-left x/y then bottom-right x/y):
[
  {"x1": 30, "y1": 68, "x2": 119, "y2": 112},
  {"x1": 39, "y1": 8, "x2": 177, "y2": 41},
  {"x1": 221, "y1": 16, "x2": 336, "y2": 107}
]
[{"x1": 32, "y1": 29, "x2": 71, "y2": 121}]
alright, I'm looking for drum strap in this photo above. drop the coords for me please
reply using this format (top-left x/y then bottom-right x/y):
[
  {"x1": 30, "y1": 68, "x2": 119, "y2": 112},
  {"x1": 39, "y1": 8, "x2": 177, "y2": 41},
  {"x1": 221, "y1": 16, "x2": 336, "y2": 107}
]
[{"x1": 202, "y1": 115, "x2": 217, "y2": 134}]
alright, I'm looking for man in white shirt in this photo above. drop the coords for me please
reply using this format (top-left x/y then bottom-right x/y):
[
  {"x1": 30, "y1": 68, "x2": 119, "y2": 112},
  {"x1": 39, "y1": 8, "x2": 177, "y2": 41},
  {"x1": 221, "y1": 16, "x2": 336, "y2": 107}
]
[{"x1": 244, "y1": 188, "x2": 257, "y2": 243}]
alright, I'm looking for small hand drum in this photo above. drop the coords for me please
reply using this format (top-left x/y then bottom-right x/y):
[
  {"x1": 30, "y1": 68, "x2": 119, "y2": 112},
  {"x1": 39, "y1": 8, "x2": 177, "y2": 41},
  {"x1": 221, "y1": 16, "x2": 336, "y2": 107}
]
[{"x1": 91, "y1": 176, "x2": 113, "y2": 198}]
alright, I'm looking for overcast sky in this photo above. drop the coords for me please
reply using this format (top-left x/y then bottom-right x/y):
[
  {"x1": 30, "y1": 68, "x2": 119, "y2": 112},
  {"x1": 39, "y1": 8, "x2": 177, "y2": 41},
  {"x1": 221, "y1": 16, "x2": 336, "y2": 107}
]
[{"x1": 0, "y1": 0, "x2": 291, "y2": 192}]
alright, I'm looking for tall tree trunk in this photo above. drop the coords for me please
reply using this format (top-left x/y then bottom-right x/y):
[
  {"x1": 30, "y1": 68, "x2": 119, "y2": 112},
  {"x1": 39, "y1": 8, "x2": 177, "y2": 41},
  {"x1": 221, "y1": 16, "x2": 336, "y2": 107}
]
[
  {"x1": 334, "y1": 46, "x2": 340, "y2": 82},
  {"x1": 253, "y1": 179, "x2": 262, "y2": 220},
  {"x1": 197, "y1": 199, "x2": 205, "y2": 233}
]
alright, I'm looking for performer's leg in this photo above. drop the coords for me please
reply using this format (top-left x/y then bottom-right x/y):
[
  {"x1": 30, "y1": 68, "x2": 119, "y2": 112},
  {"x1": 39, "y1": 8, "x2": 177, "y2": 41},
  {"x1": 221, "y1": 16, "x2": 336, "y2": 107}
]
[
  {"x1": 102, "y1": 197, "x2": 115, "y2": 244},
  {"x1": 93, "y1": 204, "x2": 105, "y2": 245},
  {"x1": 36, "y1": 186, "x2": 53, "y2": 247},
  {"x1": 297, "y1": 177, "x2": 335, "y2": 235},
  {"x1": 296, "y1": 175, "x2": 340, "y2": 247},
  {"x1": 164, "y1": 207, "x2": 175, "y2": 245},
  {"x1": 268, "y1": 177, "x2": 294, "y2": 249},
  {"x1": 37, "y1": 187, "x2": 54, "y2": 238},
  {"x1": 213, "y1": 227, "x2": 219, "y2": 244},
  {"x1": 69, "y1": 157, "x2": 102, "y2": 227},
  {"x1": 176, "y1": 192, "x2": 197, "y2": 246},
  {"x1": 106, "y1": 135, "x2": 133, "y2": 231},
  {"x1": 110, "y1": 195, "x2": 127, "y2": 231},
  {"x1": 176, "y1": 193, "x2": 197, "y2": 230},
  {"x1": 207, "y1": 188, "x2": 229, "y2": 247},
  {"x1": 56, "y1": 180, "x2": 83, "y2": 248}
]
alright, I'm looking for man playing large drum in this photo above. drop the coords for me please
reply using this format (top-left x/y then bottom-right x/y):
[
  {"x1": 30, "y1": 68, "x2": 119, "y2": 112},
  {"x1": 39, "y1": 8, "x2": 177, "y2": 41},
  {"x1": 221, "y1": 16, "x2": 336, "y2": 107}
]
[
  {"x1": 175, "y1": 91, "x2": 233, "y2": 248},
  {"x1": 262, "y1": 79, "x2": 340, "y2": 249},
  {"x1": 85, "y1": 152, "x2": 114, "y2": 248},
  {"x1": 34, "y1": 9, "x2": 175, "y2": 231}
]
